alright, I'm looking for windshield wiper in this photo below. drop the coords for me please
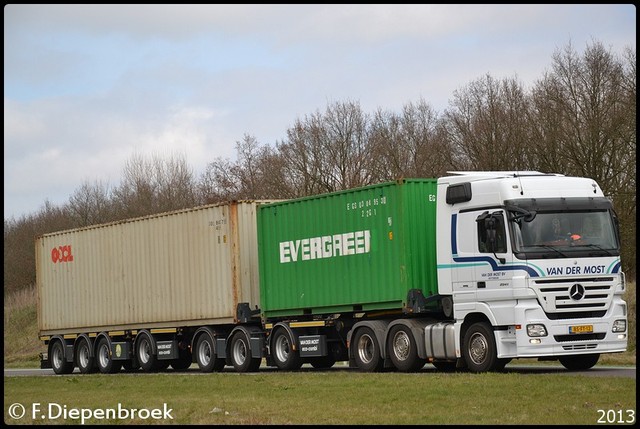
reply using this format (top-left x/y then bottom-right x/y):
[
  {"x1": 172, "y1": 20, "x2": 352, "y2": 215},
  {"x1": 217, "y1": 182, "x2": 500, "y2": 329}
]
[
  {"x1": 582, "y1": 243, "x2": 614, "y2": 256},
  {"x1": 527, "y1": 245, "x2": 569, "y2": 258}
]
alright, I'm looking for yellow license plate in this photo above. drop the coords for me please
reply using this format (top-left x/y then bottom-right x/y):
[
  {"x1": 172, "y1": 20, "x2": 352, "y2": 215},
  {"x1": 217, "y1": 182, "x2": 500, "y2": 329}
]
[{"x1": 569, "y1": 325, "x2": 593, "y2": 334}]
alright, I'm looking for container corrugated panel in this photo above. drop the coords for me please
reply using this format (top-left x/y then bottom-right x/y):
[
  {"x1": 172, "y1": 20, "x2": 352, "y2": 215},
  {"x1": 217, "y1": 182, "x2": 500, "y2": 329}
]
[
  {"x1": 258, "y1": 179, "x2": 438, "y2": 318},
  {"x1": 36, "y1": 201, "x2": 268, "y2": 335}
]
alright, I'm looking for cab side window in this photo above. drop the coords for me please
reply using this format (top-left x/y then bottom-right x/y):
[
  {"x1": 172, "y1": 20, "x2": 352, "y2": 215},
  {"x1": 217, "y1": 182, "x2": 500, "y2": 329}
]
[{"x1": 477, "y1": 214, "x2": 507, "y2": 253}]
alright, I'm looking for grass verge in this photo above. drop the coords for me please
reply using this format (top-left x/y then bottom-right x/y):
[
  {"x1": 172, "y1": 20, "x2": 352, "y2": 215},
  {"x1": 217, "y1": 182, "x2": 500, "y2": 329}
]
[{"x1": 3, "y1": 371, "x2": 637, "y2": 425}]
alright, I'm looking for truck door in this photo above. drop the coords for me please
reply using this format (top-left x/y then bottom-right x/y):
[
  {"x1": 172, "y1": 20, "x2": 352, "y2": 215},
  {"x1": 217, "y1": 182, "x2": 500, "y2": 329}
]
[
  {"x1": 474, "y1": 210, "x2": 513, "y2": 291},
  {"x1": 451, "y1": 210, "x2": 512, "y2": 295}
]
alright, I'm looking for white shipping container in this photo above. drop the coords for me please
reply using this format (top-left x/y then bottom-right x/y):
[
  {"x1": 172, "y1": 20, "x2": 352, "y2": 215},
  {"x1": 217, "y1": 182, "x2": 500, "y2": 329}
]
[{"x1": 36, "y1": 201, "x2": 267, "y2": 335}]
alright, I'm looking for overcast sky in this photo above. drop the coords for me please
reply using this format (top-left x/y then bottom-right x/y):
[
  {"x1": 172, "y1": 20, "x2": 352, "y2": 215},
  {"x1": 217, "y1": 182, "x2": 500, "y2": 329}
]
[{"x1": 4, "y1": 4, "x2": 636, "y2": 220}]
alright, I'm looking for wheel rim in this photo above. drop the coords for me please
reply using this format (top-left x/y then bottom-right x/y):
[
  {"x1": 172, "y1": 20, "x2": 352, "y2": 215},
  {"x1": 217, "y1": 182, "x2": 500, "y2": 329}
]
[
  {"x1": 78, "y1": 343, "x2": 90, "y2": 368},
  {"x1": 468, "y1": 332, "x2": 488, "y2": 365},
  {"x1": 198, "y1": 338, "x2": 212, "y2": 366},
  {"x1": 274, "y1": 334, "x2": 290, "y2": 363},
  {"x1": 139, "y1": 338, "x2": 151, "y2": 364},
  {"x1": 52, "y1": 344, "x2": 64, "y2": 369},
  {"x1": 233, "y1": 337, "x2": 247, "y2": 365},
  {"x1": 392, "y1": 331, "x2": 410, "y2": 361},
  {"x1": 357, "y1": 333, "x2": 375, "y2": 364},
  {"x1": 98, "y1": 343, "x2": 110, "y2": 369}
]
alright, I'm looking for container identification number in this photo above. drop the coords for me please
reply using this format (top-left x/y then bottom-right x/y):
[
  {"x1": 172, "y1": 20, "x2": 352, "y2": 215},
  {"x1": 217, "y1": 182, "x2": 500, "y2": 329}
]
[{"x1": 346, "y1": 196, "x2": 387, "y2": 218}]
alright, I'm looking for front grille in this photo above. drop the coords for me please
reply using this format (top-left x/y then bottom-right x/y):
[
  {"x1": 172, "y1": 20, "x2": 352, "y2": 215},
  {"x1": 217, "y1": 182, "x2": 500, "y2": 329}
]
[{"x1": 533, "y1": 277, "x2": 614, "y2": 316}]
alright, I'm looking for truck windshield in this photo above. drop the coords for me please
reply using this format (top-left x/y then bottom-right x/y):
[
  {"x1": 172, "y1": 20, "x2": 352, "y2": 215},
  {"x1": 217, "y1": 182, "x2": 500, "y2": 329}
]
[{"x1": 510, "y1": 210, "x2": 619, "y2": 258}]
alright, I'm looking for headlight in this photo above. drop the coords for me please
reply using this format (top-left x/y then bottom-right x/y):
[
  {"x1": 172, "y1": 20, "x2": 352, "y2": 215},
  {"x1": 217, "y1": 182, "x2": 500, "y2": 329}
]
[
  {"x1": 612, "y1": 320, "x2": 627, "y2": 333},
  {"x1": 527, "y1": 324, "x2": 548, "y2": 337}
]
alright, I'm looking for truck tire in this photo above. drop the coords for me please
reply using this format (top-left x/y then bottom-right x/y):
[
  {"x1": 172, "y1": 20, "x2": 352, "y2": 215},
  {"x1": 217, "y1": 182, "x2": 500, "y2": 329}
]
[
  {"x1": 271, "y1": 328, "x2": 302, "y2": 371},
  {"x1": 136, "y1": 332, "x2": 158, "y2": 372},
  {"x1": 230, "y1": 331, "x2": 261, "y2": 372},
  {"x1": 75, "y1": 338, "x2": 96, "y2": 374},
  {"x1": 96, "y1": 338, "x2": 122, "y2": 374},
  {"x1": 462, "y1": 322, "x2": 499, "y2": 373},
  {"x1": 50, "y1": 340, "x2": 74, "y2": 375},
  {"x1": 387, "y1": 325, "x2": 426, "y2": 372},
  {"x1": 195, "y1": 332, "x2": 225, "y2": 372},
  {"x1": 559, "y1": 354, "x2": 600, "y2": 371},
  {"x1": 352, "y1": 327, "x2": 384, "y2": 372}
]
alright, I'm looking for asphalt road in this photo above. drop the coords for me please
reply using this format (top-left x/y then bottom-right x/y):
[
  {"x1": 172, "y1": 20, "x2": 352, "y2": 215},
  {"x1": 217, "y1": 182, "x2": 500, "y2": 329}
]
[{"x1": 4, "y1": 364, "x2": 636, "y2": 378}]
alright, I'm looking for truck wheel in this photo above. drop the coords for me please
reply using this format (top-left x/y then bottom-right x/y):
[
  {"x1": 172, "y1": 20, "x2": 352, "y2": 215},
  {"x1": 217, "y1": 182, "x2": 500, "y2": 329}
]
[
  {"x1": 230, "y1": 331, "x2": 261, "y2": 372},
  {"x1": 195, "y1": 333, "x2": 225, "y2": 372},
  {"x1": 271, "y1": 328, "x2": 302, "y2": 370},
  {"x1": 75, "y1": 338, "x2": 96, "y2": 374},
  {"x1": 136, "y1": 332, "x2": 158, "y2": 372},
  {"x1": 462, "y1": 322, "x2": 499, "y2": 373},
  {"x1": 352, "y1": 327, "x2": 384, "y2": 372},
  {"x1": 559, "y1": 354, "x2": 600, "y2": 371},
  {"x1": 50, "y1": 340, "x2": 74, "y2": 375},
  {"x1": 388, "y1": 325, "x2": 426, "y2": 372},
  {"x1": 96, "y1": 338, "x2": 122, "y2": 374}
]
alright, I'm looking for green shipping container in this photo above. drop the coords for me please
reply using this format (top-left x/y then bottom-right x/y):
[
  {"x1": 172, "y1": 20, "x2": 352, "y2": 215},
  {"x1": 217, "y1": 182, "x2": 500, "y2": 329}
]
[{"x1": 258, "y1": 179, "x2": 438, "y2": 318}]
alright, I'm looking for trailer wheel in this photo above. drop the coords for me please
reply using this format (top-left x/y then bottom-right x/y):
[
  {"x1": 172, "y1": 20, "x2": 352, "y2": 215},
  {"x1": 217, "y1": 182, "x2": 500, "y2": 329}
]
[
  {"x1": 271, "y1": 328, "x2": 302, "y2": 371},
  {"x1": 136, "y1": 332, "x2": 158, "y2": 372},
  {"x1": 559, "y1": 354, "x2": 600, "y2": 371},
  {"x1": 352, "y1": 327, "x2": 384, "y2": 372},
  {"x1": 50, "y1": 340, "x2": 74, "y2": 375},
  {"x1": 96, "y1": 338, "x2": 121, "y2": 374},
  {"x1": 230, "y1": 331, "x2": 261, "y2": 372},
  {"x1": 462, "y1": 322, "x2": 499, "y2": 373},
  {"x1": 75, "y1": 338, "x2": 96, "y2": 374},
  {"x1": 388, "y1": 325, "x2": 426, "y2": 372},
  {"x1": 195, "y1": 333, "x2": 225, "y2": 372}
]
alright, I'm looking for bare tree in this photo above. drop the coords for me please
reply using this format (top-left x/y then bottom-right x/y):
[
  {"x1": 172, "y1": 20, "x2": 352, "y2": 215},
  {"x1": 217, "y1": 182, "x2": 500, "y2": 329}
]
[
  {"x1": 68, "y1": 180, "x2": 114, "y2": 227},
  {"x1": 278, "y1": 100, "x2": 373, "y2": 196},
  {"x1": 112, "y1": 153, "x2": 198, "y2": 218},
  {"x1": 443, "y1": 74, "x2": 531, "y2": 171},
  {"x1": 199, "y1": 134, "x2": 292, "y2": 202},
  {"x1": 370, "y1": 99, "x2": 453, "y2": 180}
]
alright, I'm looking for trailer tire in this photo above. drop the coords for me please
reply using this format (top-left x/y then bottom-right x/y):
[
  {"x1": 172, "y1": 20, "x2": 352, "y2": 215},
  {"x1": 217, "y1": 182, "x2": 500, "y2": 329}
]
[
  {"x1": 230, "y1": 331, "x2": 261, "y2": 372},
  {"x1": 50, "y1": 340, "x2": 74, "y2": 375},
  {"x1": 96, "y1": 338, "x2": 121, "y2": 374},
  {"x1": 352, "y1": 327, "x2": 384, "y2": 372},
  {"x1": 271, "y1": 328, "x2": 302, "y2": 371},
  {"x1": 136, "y1": 332, "x2": 158, "y2": 372},
  {"x1": 462, "y1": 322, "x2": 499, "y2": 373},
  {"x1": 388, "y1": 325, "x2": 426, "y2": 372},
  {"x1": 195, "y1": 333, "x2": 225, "y2": 372},
  {"x1": 75, "y1": 338, "x2": 96, "y2": 374},
  {"x1": 559, "y1": 354, "x2": 600, "y2": 371}
]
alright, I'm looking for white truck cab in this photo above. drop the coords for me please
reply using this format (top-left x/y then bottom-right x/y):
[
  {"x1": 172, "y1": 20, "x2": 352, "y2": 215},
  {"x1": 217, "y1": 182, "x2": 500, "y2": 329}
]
[{"x1": 436, "y1": 171, "x2": 627, "y2": 371}]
